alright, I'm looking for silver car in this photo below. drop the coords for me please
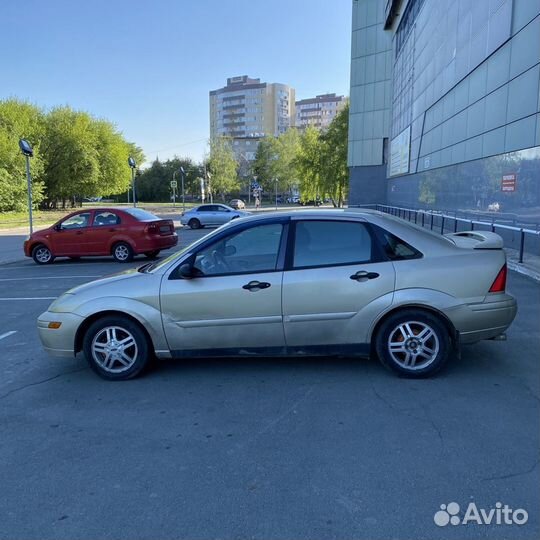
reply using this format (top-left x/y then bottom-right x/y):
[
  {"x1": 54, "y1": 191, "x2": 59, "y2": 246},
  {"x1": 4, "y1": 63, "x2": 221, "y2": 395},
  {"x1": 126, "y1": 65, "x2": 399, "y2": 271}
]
[
  {"x1": 180, "y1": 204, "x2": 249, "y2": 229},
  {"x1": 37, "y1": 209, "x2": 517, "y2": 380}
]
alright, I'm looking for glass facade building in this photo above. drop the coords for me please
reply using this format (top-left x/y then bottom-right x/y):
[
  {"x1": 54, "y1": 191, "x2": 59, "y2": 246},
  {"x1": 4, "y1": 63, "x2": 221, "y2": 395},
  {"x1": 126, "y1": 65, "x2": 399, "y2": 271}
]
[{"x1": 348, "y1": 0, "x2": 540, "y2": 221}]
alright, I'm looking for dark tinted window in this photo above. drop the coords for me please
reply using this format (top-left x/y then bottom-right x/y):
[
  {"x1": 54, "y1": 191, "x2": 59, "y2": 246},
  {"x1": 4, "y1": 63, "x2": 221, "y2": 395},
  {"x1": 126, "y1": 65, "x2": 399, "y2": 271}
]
[
  {"x1": 372, "y1": 225, "x2": 422, "y2": 260},
  {"x1": 197, "y1": 205, "x2": 213, "y2": 212},
  {"x1": 123, "y1": 208, "x2": 159, "y2": 221},
  {"x1": 293, "y1": 220, "x2": 373, "y2": 268}
]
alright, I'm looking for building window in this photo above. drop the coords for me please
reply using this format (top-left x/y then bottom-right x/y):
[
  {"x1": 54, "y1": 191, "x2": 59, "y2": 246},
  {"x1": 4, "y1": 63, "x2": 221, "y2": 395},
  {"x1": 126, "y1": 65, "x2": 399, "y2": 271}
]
[{"x1": 395, "y1": 0, "x2": 426, "y2": 56}]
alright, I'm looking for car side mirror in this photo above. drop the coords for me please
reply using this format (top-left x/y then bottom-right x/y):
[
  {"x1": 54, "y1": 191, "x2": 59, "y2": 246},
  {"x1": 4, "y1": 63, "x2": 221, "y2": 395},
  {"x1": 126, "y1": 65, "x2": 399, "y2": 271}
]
[
  {"x1": 54, "y1": 224, "x2": 62, "y2": 231},
  {"x1": 223, "y1": 245, "x2": 236, "y2": 256},
  {"x1": 178, "y1": 263, "x2": 194, "y2": 279}
]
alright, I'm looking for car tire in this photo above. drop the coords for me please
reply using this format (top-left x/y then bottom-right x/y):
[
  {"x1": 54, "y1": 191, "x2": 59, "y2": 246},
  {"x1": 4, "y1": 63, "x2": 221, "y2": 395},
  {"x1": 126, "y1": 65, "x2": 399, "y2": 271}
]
[
  {"x1": 83, "y1": 315, "x2": 151, "y2": 380},
  {"x1": 375, "y1": 309, "x2": 451, "y2": 378},
  {"x1": 32, "y1": 244, "x2": 55, "y2": 265},
  {"x1": 112, "y1": 242, "x2": 133, "y2": 262},
  {"x1": 188, "y1": 218, "x2": 201, "y2": 230},
  {"x1": 144, "y1": 250, "x2": 160, "y2": 259}
]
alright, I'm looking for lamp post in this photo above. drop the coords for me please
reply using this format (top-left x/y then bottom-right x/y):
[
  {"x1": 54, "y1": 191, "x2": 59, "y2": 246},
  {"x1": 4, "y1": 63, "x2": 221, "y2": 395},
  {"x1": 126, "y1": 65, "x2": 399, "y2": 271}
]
[
  {"x1": 179, "y1": 166, "x2": 186, "y2": 212},
  {"x1": 19, "y1": 139, "x2": 34, "y2": 234},
  {"x1": 128, "y1": 157, "x2": 137, "y2": 207},
  {"x1": 274, "y1": 178, "x2": 279, "y2": 210}
]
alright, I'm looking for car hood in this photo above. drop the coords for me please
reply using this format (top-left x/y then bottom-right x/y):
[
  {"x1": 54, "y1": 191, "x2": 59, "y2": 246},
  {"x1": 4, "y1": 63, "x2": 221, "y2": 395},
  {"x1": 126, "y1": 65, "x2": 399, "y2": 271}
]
[
  {"x1": 48, "y1": 267, "x2": 162, "y2": 313},
  {"x1": 65, "y1": 267, "x2": 141, "y2": 296}
]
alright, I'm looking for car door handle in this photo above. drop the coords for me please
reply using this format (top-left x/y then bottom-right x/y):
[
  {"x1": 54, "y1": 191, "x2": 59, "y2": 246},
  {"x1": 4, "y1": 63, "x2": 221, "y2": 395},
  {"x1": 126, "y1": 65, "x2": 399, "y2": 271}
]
[
  {"x1": 108, "y1": 228, "x2": 117, "y2": 232},
  {"x1": 76, "y1": 231, "x2": 83, "y2": 235},
  {"x1": 350, "y1": 271, "x2": 379, "y2": 281},
  {"x1": 242, "y1": 280, "x2": 271, "y2": 291}
]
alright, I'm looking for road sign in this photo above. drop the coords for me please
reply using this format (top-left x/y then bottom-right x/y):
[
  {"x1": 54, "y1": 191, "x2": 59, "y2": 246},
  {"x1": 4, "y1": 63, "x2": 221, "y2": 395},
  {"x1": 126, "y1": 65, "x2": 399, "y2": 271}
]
[
  {"x1": 170, "y1": 180, "x2": 177, "y2": 188},
  {"x1": 501, "y1": 174, "x2": 516, "y2": 192}
]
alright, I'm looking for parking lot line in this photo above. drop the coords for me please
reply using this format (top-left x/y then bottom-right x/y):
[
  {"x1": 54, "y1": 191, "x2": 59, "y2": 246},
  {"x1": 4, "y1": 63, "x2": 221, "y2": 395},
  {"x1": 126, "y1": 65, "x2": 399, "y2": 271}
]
[
  {"x1": 0, "y1": 275, "x2": 101, "y2": 282},
  {"x1": 0, "y1": 297, "x2": 57, "y2": 301},
  {"x1": 0, "y1": 331, "x2": 17, "y2": 340}
]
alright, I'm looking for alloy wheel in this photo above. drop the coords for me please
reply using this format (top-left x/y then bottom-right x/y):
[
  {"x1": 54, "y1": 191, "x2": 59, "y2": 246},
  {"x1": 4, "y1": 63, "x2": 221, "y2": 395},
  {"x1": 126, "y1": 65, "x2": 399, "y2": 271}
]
[
  {"x1": 387, "y1": 321, "x2": 440, "y2": 371},
  {"x1": 35, "y1": 247, "x2": 52, "y2": 263},
  {"x1": 114, "y1": 244, "x2": 130, "y2": 261},
  {"x1": 91, "y1": 326, "x2": 138, "y2": 374}
]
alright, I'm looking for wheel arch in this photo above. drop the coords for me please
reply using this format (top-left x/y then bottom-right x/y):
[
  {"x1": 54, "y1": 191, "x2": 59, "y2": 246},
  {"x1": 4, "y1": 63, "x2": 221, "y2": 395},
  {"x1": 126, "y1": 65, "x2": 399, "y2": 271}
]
[
  {"x1": 369, "y1": 303, "x2": 459, "y2": 353},
  {"x1": 74, "y1": 310, "x2": 155, "y2": 355},
  {"x1": 109, "y1": 237, "x2": 136, "y2": 254}
]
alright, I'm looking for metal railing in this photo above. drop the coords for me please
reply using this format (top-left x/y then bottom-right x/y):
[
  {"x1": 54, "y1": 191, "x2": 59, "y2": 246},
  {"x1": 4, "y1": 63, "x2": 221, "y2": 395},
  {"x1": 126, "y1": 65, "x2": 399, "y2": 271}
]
[{"x1": 356, "y1": 204, "x2": 540, "y2": 264}]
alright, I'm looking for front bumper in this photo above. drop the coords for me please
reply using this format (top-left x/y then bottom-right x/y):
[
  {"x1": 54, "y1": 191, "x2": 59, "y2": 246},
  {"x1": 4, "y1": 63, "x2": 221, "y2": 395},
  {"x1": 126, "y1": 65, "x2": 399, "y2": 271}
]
[
  {"x1": 449, "y1": 294, "x2": 518, "y2": 344},
  {"x1": 37, "y1": 311, "x2": 85, "y2": 358}
]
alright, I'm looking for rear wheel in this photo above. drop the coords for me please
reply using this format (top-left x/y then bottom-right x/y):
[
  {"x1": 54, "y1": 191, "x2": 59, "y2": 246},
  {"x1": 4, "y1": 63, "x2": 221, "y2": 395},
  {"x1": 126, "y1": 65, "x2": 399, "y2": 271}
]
[
  {"x1": 144, "y1": 250, "x2": 160, "y2": 259},
  {"x1": 32, "y1": 244, "x2": 54, "y2": 265},
  {"x1": 188, "y1": 218, "x2": 201, "y2": 230},
  {"x1": 375, "y1": 309, "x2": 451, "y2": 377},
  {"x1": 83, "y1": 315, "x2": 150, "y2": 380},
  {"x1": 112, "y1": 242, "x2": 133, "y2": 262}
]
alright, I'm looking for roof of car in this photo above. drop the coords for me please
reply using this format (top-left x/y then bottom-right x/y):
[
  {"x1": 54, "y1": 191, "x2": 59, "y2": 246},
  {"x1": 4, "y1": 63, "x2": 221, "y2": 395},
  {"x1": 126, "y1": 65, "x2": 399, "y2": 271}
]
[{"x1": 230, "y1": 208, "x2": 457, "y2": 253}]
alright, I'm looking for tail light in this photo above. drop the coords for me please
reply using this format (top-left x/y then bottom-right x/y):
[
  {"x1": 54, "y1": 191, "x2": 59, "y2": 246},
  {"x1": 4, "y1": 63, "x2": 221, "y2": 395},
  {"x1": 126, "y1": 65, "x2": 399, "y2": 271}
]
[
  {"x1": 145, "y1": 223, "x2": 159, "y2": 234},
  {"x1": 489, "y1": 264, "x2": 507, "y2": 293}
]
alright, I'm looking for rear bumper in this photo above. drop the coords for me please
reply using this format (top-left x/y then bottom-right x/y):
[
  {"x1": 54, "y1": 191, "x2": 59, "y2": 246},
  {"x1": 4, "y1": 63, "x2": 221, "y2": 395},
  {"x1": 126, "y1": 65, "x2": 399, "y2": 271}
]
[
  {"x1": 135, "y1": 233, "x2": 178, "y2": 253},
  {"x1": 449, "y1": 294, "x2": 518, "y2": 344}
]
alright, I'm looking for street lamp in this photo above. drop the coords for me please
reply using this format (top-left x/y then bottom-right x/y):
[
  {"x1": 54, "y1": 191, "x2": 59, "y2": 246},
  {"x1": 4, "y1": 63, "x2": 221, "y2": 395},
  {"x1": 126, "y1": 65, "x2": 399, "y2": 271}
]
[
  {"x1": 19, "y1": 139, "x2": 34, "y2": 234},
  {"x1": 179, "y1": 167, "x2": 186, "y2": 212},
  {"x1": 274, "y1": 177, "x2": 279, "y2": 210},
  {"x1": 128, "y1": 156, "x2": 137, "y2": 207}
]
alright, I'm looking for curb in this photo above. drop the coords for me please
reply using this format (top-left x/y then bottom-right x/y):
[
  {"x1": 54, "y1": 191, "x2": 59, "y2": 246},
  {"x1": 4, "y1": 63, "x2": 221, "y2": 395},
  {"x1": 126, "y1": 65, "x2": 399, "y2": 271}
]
[{"x1": 507, "y1": 260, "x2": 540, "y2": 283}]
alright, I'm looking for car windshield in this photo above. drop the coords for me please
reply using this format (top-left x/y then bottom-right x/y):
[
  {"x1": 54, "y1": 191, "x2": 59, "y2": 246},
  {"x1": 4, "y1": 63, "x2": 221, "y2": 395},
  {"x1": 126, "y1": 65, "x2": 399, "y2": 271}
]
[{"x1": 123, "y1": 208, "x2": 160, "y2": 221}]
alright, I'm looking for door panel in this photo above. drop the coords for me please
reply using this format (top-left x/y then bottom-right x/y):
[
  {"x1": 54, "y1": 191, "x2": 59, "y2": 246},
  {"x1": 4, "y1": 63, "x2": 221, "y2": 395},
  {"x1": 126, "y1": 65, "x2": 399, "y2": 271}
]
[
  {"x1": 282, "y1": 262, "x2": 395, "y2": 346},
  {"x1": 50, "y1": 212, "x2": 92, "y2": 256},
  {"x1": 160, "y1": 221, "x2": 287, "y2": 353},
  {"x1": 282, "y1": 219, "x2": 396, "y2": 347},
  {"x1": 85, "y1": 211, "x2": 122, "y2": 254},
  {"x1": 160, "y1": 272, "x2": 285, "y2": 351}
]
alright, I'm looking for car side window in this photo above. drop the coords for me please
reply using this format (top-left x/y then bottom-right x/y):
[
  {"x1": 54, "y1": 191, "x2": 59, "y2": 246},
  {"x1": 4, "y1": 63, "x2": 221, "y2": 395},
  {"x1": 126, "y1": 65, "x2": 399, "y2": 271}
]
[
  {"x1": 198, "y1": 206, "x2": 211, "y2": 212},
  {"x1": 93, "y1": 211, "x2": 120, "y2": 226},
  {"x1": 216, "y1": 206, "x2": 229, "y2": 212},
  {"x1": 371, "y1": 225, "x2": 423, "y2": 260},
  {"x1": 293, "y1": 220, "x2": 373, "y2": 269},
  {"x1": 61, "y1": 212, "x2": 91, "y2": 229},
  {"x1": 193, "y1": 223, "x2": 283, "y2": 276}
]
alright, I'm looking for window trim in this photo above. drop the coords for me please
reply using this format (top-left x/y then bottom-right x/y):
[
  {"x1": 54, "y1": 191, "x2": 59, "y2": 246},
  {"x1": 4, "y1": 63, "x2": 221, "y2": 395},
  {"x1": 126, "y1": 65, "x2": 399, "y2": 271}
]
[
  {"x1": 169, "y1": 217, "x2": 290, "y2": 280},
  {"x1": 286, "y1": 219, "x2": 387, "y2": 271}
]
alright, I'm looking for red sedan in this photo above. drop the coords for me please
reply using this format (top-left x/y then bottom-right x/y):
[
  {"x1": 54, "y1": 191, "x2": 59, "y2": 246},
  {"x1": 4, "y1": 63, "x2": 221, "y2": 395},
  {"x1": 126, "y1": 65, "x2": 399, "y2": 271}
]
[{"x1": 24, "y1": 208, "x2": 178, "y2": 265}]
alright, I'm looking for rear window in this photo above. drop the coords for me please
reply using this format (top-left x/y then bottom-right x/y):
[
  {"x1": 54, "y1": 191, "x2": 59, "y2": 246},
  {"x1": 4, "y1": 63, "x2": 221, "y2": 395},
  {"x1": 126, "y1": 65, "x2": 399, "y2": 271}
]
[
  {"x1": 123, "y1": 208, "x2": 160, "y2": 221},
  {"x1": 372, "y1": 225, "x2": 422, "y2": 260}
]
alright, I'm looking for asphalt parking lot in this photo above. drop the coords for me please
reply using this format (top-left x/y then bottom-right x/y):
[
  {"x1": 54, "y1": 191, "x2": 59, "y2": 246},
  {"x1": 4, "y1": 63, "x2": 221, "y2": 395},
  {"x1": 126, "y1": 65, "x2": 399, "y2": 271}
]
[{"x1": 0, "y1": 227, "x2": 538, "y2": 540}]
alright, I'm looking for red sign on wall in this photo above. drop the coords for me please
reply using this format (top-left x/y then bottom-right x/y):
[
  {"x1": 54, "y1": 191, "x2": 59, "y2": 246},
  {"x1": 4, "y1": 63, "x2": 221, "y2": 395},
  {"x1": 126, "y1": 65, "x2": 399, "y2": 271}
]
[{"x1": 501, "y1": 174, "x2": 517, "y2": 192}]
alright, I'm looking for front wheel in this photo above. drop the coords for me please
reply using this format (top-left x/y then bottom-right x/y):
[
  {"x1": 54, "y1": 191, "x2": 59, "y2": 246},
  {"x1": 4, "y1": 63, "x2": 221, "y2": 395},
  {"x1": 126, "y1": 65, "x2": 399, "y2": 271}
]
[
  {"x1": 32, "y1": 244, "x2": 55, "y2": 265},
  {"x1": 112, "y1": 242, "x2": 133, "y2": 262},
  {"x1": 375, "y1": 309, "x2": 451, "y2": 377},
  {"x1": 83, "y1": 316, "x2": 150, "y2": 380},
  {"x1": 188, "y1": 218, "x2": 201, "y2": 230}
]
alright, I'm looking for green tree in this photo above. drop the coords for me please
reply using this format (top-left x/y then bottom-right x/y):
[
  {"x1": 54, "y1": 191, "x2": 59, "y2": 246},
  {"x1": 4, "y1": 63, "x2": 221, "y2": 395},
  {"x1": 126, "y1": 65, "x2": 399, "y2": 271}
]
[
  {"x1": 0, "y1": 99, "x2": 46, "y2": 211},
  {"x1": 319, "y1": 102, "x2": 349, "y2": 207},
  {"x1": 207, "y1": 137, "x2": 239, "y2": 201},
  {"x1": 296, "y1": 126, "x2": 322, "y2": 202},
  {"x1": 134, "y1": 157, "x2": 201, "y2": 202}
]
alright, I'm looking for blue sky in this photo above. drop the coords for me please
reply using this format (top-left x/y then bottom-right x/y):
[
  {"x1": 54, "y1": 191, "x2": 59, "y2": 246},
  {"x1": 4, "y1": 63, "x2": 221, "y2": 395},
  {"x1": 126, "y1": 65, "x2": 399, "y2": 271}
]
[{"x1": 1, "y1": 0, "x2": 351, "y2": 164}]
